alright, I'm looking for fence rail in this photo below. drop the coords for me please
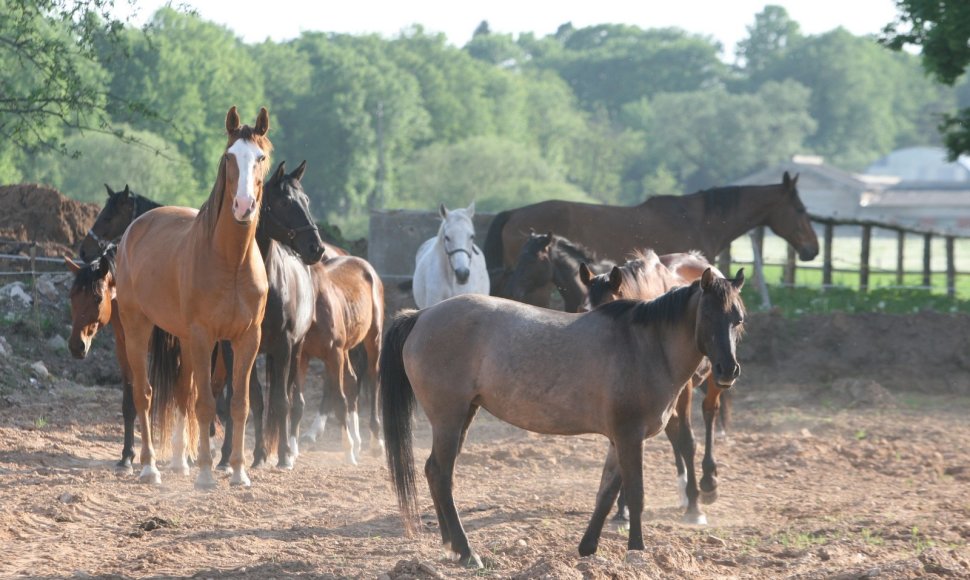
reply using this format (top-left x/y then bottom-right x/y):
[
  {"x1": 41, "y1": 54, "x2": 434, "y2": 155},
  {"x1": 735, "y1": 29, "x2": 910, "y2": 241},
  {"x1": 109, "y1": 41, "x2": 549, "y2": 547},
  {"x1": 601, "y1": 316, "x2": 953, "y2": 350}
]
[{"x1": 0, "y1": 239, "x2": 70, "y2": 316}]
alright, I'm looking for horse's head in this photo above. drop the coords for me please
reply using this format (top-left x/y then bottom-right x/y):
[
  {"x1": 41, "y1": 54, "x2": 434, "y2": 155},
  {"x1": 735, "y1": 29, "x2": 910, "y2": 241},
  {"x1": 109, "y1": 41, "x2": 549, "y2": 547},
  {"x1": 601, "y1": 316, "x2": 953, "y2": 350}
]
[
  {"x1": 579, "y1": 263, "x2": 624, "y2": 312},
  {"x1": 80, "y1": 184, "x2": 135, "y2": 263},
  {"x1": 766, "y1": 172, "x2": 819, "y2": 261},
  {"x1": 224, "y1": 106, "x2": 272, "y2": 224},
  {"x1": 695, "y1": 268, "x2": 745, "y2": 388},
  {"x1": 437, "y1": 202, "x2": 478, "y2": 285},
  {"x1": 262, "y1": 160, "x2": 326, "y2": 265},
  {"x1": 507, "y1": 230, "x2": 554, "y2": 300},
  {"x1": 65, "y1": 252, "x2": 115, "y2": 359}
]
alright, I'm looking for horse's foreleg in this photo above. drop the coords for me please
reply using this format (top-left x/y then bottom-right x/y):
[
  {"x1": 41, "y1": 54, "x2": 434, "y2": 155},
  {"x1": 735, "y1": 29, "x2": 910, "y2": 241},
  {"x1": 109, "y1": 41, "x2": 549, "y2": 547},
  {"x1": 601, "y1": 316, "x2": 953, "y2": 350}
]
[
  {"x1": 227, "y1": 329, "x2": 259, "y2": 486},
  {"x1": 675, "y1": 382, "x2": 704, "y2": 524},
  {"x1": 216, "y1": 383, "x2": 233, "y2": 471},
  {"x1": 287, "y1": 344, "x2": 305, "y2": 459},
  {"x1": 700, "y1": 375, "x2": 722, "y2": 504},
  {"x1": 124, "y1": 319, "x2": 159, "y2": 485},
  {"x1": 579, "y1": 443, "x2": 623, "y2": 556},
  {"x1": 365, "y1": 337, "x2": 384, "y2": 456},
  {"x1": 427, "y1": 416, "x2": 481, "y2": 568},
  {"x1": 330, "y1": 350, "x2": 357, "y2": 465},
  {"x1": 269, "y1": 342, "x2": 295, "y2": 470},
  {"x1": 250, "y1": 364, "x2": 267, "y2": 469},
  {"x1": 344, "y1": 357, "x2": 362, "y2": 459},
  {"x1": 299, "y1": 351, "x2": 326, "y2": 443},
  {"x1": 614, "y1": 435, "x2": 646, "y2": 552},
  {"x1": 119, "y1": 379, "x2": 136, "y2": 474}
]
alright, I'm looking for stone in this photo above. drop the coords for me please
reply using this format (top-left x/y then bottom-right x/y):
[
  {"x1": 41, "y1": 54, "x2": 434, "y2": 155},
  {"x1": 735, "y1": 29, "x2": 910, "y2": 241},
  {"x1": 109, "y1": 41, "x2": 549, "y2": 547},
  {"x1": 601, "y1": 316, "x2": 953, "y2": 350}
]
[
  {"x1": 30, "y1": 361, "x2": 50, "y2": 380},
  {"x1": 47, "y1": 335, "x2": 68, "y2": 351}
]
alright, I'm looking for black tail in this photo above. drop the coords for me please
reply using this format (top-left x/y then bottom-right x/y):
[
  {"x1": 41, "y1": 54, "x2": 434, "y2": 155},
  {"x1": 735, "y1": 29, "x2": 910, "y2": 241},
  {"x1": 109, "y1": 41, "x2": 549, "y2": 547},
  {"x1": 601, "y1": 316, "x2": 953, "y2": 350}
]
[
  {"x1": 483, "y1": 209, "x2": 513, "y2": 272},
  {"x1": 397, "y1": 278, "x2": 413, "y2": 292},
  {"x1": 148, "y1": 326, "x2": 181, "y2": 456},
  {"x1": 380, "y1": 309, "x2": 423, "y2": 534}
]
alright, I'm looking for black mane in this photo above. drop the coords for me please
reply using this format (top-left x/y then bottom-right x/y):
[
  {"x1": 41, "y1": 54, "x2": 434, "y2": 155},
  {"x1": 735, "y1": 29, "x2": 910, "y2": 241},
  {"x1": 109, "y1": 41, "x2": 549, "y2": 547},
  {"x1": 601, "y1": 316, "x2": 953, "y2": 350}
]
[
  {"x1": 595, "y1": 280, "x2": 700, "y2": 327},
  {"x1": 699, "y1": 186, "x2": 742, "y2": 217},
  {"x1": 71, "y1": 248, "x2": 116, "y2": 296}
]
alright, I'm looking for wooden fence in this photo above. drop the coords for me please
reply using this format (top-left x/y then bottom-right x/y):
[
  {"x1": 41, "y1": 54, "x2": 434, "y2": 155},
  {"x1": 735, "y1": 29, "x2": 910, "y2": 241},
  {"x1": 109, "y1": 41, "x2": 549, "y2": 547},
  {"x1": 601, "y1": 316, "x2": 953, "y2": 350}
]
[
  {"x1": 0, "y1": 238, "x2": 68, "y2": 316},
  {"x1": 717, "y1": 215, "x2": 970, "y2": 303}
]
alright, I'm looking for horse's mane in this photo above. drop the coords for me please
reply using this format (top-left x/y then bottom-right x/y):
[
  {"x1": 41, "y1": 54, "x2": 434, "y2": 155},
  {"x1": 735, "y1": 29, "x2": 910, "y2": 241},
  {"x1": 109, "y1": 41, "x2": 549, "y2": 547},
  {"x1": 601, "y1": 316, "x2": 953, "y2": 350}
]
[
  {"x1": 613, "y1": 249, "x2": 661, "y2": 293},
  {"x1": 104, "y1": 188, "x2": 162, "y2": 220},
  {"x1": 71, "y1": 249, "x2": 116, "y2": 297},
  {"x1": 699, "y1": 185, "x2": 742, "y2": 217},
  {"x1": 552, "y1": 235, "x2": 600, "y2": 268},
  {"x1": 596, "y1": 280, "x2": 699, "y2": 327},
  {"x1": 197, "y1": 126, "x2": 274, "y2": 238}
]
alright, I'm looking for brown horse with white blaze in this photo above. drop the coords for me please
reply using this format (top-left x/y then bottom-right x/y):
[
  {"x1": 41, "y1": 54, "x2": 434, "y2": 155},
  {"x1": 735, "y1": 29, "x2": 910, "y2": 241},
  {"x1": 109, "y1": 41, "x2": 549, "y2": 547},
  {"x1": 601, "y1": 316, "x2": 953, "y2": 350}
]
[
  {"x1": 115, "y1": 106, "x2": 271, "y2": 488},
  {"x1": 381, "y1": 270, "x2": 745, "y2": 566}
]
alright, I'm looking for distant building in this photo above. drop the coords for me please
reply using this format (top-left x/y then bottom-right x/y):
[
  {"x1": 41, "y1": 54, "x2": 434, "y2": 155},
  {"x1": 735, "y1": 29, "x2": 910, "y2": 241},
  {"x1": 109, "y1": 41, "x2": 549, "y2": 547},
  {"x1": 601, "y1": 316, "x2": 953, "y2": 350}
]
[{"x1": 733, "y1": 148, "x2": 970, "y2": 234}]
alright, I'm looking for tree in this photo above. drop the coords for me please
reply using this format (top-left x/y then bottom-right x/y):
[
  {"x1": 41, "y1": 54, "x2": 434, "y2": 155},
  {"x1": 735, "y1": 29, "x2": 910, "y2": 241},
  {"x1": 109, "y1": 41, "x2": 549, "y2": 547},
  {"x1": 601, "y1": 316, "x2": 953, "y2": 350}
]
[
  {"x1": 736, "y1": 5, "x2": 801, "y2": 74},
  {"x1": 882, "y1": 1, "x2": 970, "y2": 157}
]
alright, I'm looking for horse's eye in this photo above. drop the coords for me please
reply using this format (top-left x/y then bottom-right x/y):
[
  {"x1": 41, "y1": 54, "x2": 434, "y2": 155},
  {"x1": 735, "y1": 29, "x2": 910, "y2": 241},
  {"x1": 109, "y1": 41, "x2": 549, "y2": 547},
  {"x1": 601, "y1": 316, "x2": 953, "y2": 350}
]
[
  {"x1": 258, "y1": 155, "x2": 266, "y2": 163},
  {"x1": 470, "y1": 234, "x2": 475, "y2": 240},
  {"x1": 444, "y1": 235, "x2": 451, "y2": 242}
]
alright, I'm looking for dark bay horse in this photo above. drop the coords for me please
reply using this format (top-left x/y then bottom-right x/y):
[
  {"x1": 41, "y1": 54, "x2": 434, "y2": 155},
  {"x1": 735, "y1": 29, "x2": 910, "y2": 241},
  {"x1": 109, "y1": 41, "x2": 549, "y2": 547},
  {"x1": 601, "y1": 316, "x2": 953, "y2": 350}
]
[
  {"x1": 299, "y1": 255, "x2": 384, "y2": 465},
  {"x1": 485, "y1": 172, "x2": 818, "y2": 278},
  {"x1": 381, "y1": 270, "x2": 745, "y2": 566},
  {"x1": 79, "y1": 185, "x2": 162, "y2": 263},
  {"x1": 581, "y1": 250, "x2": 731, "y2": 523},
  {"x1": 504, "y1": 231, "x2": 613, "y2": 313},
  {"x1": 115, "y1": 106, "x2": 272, "y2": 488},
  {"x1": 215, "y1": 160, "x2": 325, "y2": 471}
]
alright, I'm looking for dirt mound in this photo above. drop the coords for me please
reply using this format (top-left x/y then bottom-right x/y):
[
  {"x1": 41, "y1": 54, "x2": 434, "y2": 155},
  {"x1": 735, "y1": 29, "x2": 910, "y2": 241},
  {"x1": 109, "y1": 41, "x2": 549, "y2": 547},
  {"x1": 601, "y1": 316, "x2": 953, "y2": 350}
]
[{"x1": 0, "y1": 184, "x2": 99, "y2": 257}]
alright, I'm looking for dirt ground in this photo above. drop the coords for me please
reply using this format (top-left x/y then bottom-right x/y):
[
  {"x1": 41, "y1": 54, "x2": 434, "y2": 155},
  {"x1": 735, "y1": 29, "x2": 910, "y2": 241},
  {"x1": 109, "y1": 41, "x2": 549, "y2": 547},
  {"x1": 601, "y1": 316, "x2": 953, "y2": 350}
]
[
  {"x1": 0, "y1": 184, "x2": 99, "y2": 258},
  {"x1": 2, "y1": 309, "x2": 970, "y2": 579}
]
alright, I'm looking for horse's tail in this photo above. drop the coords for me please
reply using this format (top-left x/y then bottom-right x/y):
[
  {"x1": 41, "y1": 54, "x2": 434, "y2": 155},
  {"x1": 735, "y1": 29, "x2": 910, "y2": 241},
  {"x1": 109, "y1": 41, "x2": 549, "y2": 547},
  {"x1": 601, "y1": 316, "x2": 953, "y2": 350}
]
[
  {"x1": 148, "y1": 326, "x2": 197, "y2": 459},
  {"x1": 380, "y1": 309, "x2": 423, "y2": 535},
  {"x1": 483, "y1": 209, "x2": 513, "y2": 272}
]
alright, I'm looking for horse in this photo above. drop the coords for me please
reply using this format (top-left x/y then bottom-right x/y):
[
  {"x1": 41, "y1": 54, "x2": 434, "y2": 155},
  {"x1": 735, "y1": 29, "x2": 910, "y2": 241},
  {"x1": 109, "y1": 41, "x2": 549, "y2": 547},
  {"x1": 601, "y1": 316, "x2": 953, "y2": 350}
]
[
  {"x1": 412, "y1": 202, "x2": 489, "y2": 309},
  {"x1": 298, "y1": 255, "x2": 384, "y2": 465},
  {"x1": 79, "y1": 185, "x2": 162, "y2": 263},
  {"x1": 580, "y1": 249, "x2": 732, "y2": 523},
  {"x1": 214, "y1": 160, "x2": 325, "y2": 472},
  {"x1": 381, "y1": 269, "x2": 745, "y2": 566},
  {"x1": 114, "y1": 106, "x2": 273, "y2": 488},
  {"x1": 65, "y1": 247, "x2": 198, "y2": 473},
  {"x1": 504, "y1": 230, "x2": 614, "y2": 312},
  {"x1": 484, "y1": 171, "x2": 818, "y2": 280}
]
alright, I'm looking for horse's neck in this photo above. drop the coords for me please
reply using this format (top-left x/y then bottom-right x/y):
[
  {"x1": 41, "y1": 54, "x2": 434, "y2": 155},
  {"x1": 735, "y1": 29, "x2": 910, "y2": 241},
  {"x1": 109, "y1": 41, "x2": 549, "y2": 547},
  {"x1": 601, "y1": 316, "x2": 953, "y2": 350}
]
[
  {"x1": 209, "y1": 204, "x2": 260, "y2": 269},
  {"x1": 641, "y1": 292, "x2": 705, "y2": 393},
  {"x1": 679, "y1": 187, "x2": 777, "y2": 258}
]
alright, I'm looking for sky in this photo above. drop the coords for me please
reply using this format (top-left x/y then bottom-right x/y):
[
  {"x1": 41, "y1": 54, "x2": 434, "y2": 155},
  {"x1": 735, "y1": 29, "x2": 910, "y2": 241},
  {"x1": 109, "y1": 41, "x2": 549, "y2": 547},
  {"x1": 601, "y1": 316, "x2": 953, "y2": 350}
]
[{"x1": 124, "y1": 0, "x2": 903, "y2": 58}]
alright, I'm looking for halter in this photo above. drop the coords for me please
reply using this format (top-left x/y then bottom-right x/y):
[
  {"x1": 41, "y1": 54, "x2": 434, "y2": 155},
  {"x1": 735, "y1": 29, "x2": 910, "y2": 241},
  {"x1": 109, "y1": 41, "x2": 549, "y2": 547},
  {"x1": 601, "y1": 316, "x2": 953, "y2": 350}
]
[
  {"x1": 445, "y1": 246, "x2": 479, "y2": 259},
  {"x1": 86, "y1": 194, "x2": 141, "y2": 249},
  {"x1": 261, "y1": 202, "x2": 319, "y2": 240}
]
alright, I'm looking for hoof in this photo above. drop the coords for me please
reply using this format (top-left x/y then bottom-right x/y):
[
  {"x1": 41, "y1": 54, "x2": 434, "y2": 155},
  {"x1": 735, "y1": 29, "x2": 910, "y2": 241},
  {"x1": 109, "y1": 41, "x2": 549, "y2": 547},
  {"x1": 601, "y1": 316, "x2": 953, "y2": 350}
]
[
  {"x1": 578, "y1": 536, "x2": 599, "y2": 557},
  {"x1": 612, "y1": 507, "x2": 629, "y2": 522},
  {"x1": 138, "y1": 465, "x2": 161, "y2": 485},
  {"x1": 215, "y1": 461, "x2": 232, "y2": 472},
  {"x1": 700, "y1": 488, "x2": 718, "y2": 505},
  {"x1": 344, "y1": 451, "x2": 359, "y2": 466},
  {"x1": 251, "y1": 457, "x2": 267, "y2": 470},
  {"x1": 115, "y1": 460, "x2": 134, "y2": 475},
  {"x1": 682, "y1": 512, "x2": 708, "y2": 525},
  {"x1": 460, "y1": 552, "x2": 483, "y2": 569},
  {"x1": 369, "y1": 439, "x2": 385, "y2": 457},
  {"x1": 277, "y1": 456, "x2": 294, "y2": 471},
  {"x1": 300, "y1": 433, "x2": 318, "y2": 444},
  {"x1": 170, "y1": 463, "x2": 190, "y2": 476},
  {"x1": 230, "y1": 468, "x2": 251, "y2": 487},
  {"x1": 289, "y1": 436, "x2": 300, "y2": 459}
]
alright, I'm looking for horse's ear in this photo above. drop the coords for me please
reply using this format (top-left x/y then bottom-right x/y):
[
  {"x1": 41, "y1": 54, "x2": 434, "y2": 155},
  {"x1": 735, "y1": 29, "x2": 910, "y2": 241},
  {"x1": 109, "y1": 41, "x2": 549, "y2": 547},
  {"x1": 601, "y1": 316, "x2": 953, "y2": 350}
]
[
  {"x1": 254, "y1": 107, "x2": 270, "y2": 136},
  {"x1": 96, "y1": 255, "x2": 111, "y2": 276},
  {"x1": 272, "y1": 160, "x2": 286, "y2": 183},
  {"x1": 292, "y1": 160, "x2": 307, "y2": 182},
  {"x1": 104, "y1": 184, "x2": 114, "y2": 198},
  {"x1": 542, "y1": 232, "x2": 554, "y2": 250},
  {"x1": 528, "y1": 227, "x2": 536, "y2": 235},
  {"x1": 701, "y1": 267, "x2": 716, "y2": 291},
  {"x1": 64, "y1": 256, "x2": 81, "y2": 273},
  {"x1": 120, "y1": 184, "x2": 130, "y2": 200},
  {"x1": 438, "y1": 203, "x2": 448, "y2": 219},
  {"x1": 608, "y1": 266, "x2": 623, "y2": 292},
  {"x1": 466, "y1": 200, "x2": 475, "y2": 217},
  {"x1": 732, "y1": 268, "x2": 745, "y2": 290},
  {"x1": 226, "y1": 106, "x2": 241, "y2": 134},
  {"x1": 579, "y1": 263, "x2": 593, "y2": 286}
]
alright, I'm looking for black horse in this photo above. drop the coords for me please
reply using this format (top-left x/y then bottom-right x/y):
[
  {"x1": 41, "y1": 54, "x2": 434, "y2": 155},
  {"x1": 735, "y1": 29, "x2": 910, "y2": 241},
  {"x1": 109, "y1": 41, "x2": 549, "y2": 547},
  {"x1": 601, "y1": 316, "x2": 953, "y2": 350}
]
[
  {"x1": 216, "y1": 160, "x2": 324, "y2": 470},
  {"x1": 503, "y1": 231, "x2": 613, "y2": 313},
  {"x1": 79, "y1": 185, "x2": 162, "y2": 263}
]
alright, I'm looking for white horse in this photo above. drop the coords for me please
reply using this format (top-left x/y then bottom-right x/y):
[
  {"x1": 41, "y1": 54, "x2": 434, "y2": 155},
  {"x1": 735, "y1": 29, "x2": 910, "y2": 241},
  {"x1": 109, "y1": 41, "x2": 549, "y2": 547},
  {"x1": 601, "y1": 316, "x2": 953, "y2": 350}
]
[{"x1": 413, "y1": 202, "x2": 490, "y2": 309}]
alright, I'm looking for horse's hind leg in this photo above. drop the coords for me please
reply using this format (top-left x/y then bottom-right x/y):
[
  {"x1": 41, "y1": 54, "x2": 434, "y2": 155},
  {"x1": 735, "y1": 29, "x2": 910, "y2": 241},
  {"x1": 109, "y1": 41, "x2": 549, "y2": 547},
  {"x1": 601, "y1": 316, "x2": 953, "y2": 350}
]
[
  {"x1": 615, "y1": 435, "x2": 646, "y2": 552},
  {"x1": 249, "y1": 364, "x2": 267, "y2": 469},
  {"x1": 426, "y1": 415, "x2": 482, "y2": 568},
  {"x1": 674, "y1": 383, "x2": 704, "y2": 524},
  {"x1": 364, "y1": 337, "x2": 384, "y2": 456},
  {"x1": 119, "y1": 379, "x2": 136, "y2": 474},
  {"x1": 215, "y1": 341, "x2": 234, "y2": 471},
  {"x1": 124, "y1": 317, "x2": 160, "y2": 484},
  {"x1": 343, "y1": 357, "x2": 363, "y2": 460},
  {"x1": 268, "y1": 342, "x2": 295, "y2": 470},
  {"x1": 580, "y1": 443, "x2": 623, "y2": 556},
  {"x1": 287, "y1": 346, "x2": 305, "y2": 459},
  {"x1": 700, "y1": 375, "x2": 723, "y2": 504}
]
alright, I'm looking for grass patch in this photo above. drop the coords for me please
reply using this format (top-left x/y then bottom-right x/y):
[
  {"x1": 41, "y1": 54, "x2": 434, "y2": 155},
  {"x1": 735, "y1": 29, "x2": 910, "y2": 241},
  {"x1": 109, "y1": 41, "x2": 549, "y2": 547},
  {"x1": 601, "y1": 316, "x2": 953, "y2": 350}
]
[
  {"x1": 778, "y1": 528, "x2": 829, "y2": 550},
  {"x1": 738, "y1": 283, "x2": 970, "y2": 317}
]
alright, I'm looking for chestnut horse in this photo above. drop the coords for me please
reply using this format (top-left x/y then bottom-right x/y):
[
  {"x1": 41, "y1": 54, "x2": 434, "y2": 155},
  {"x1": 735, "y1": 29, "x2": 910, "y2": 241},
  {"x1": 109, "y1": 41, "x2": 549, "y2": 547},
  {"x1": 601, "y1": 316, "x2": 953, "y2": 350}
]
[
  {"x1": 299, "y1": 255, "x2": 384, "y2": 465},
  {"x1": 485, "y1": 172, "x2": 818, "y2": 283},
  {"x1": 580, "y1": 250, "x2": 731, "y2": 524},
  {"x1": 115, "y1": 106, "x2": 272, "y2": 488},
  {"x1": 381, "y1": 270, "x2": 745, "y2": 566}
]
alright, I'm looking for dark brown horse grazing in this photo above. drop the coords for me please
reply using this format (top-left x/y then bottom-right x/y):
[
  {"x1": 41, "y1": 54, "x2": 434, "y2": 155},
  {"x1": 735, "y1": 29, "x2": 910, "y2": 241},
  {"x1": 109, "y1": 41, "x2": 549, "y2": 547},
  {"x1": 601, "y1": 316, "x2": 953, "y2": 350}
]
[
  {"x1": 79, "y1": 185, "x2": 162, "y2": 263},
  {"x1": 504, "y1": 231, "x2": 613, "y2": 312},
  {"x1": 485, "y1": 172, "x2": 818, "y2": 279},
  {"x1": 381, "y1": 270, "x2": 745, "y2": 566},
  {"x1": 581, "y1": 249, "x2": 731, "y2": 524},
  {"x1": 299, "y1": 255, "x2": 384, "y2": 464},
  {"x1": 115, "y1": 106, "x2": 272, "y2": 488}
]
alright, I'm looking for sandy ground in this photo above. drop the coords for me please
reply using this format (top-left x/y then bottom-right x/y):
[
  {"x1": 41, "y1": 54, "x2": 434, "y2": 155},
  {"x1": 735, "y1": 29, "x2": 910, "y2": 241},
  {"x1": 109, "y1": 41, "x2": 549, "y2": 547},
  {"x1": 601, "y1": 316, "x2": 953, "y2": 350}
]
[{"x1": 1, "y1": 371, "x2": 969, "y2": 579}]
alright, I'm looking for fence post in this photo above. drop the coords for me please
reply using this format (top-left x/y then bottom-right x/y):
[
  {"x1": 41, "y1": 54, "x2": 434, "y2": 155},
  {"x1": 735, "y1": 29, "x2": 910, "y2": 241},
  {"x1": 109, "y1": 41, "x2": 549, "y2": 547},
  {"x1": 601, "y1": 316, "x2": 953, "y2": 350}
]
[
  {"x1": 923, "y1": 233, "x2": 932, "y2": 288},
  {"x1": 822, "y1": 222, "x2": 834, "y2": 289},
  {"x1": 946, "y1": 235, "x2": 956, "y2": 298},
  {"x1": 896, "y1": 230, "x2": 905, "y2": 286},
  {"x1": 29, "y1": 242, "x2": 38, "y2": 320},
  {"x1": 860, "y1": 225, "x2": 871, "y2": 293},
  {"x1": 749, "y1": 229, "x2": 771, "y2": 309},
  {"x1": 783, "y1": 244, "x2": 796, "y2": 286}
]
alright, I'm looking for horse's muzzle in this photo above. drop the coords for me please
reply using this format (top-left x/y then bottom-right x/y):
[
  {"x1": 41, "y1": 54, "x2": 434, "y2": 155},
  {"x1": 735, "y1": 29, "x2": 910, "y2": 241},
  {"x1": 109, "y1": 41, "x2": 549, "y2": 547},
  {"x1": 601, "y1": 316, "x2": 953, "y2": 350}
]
[
  {"x1": 455, "y1": 268, "x2": 470, "y2": 285},
  {"x1": 714, "y1": 361, "x2": 740, "y2": 387},
  {"x1": 69, "y1": 337, "x2": 88, "y2": 360}
]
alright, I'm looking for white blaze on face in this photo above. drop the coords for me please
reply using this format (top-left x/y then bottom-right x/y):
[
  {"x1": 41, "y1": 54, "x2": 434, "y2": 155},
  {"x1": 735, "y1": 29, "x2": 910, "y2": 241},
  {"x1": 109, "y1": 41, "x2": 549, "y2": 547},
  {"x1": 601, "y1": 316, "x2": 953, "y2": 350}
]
[{"x1": 228, "y1": 139, "x2": 264, "y2": 222}]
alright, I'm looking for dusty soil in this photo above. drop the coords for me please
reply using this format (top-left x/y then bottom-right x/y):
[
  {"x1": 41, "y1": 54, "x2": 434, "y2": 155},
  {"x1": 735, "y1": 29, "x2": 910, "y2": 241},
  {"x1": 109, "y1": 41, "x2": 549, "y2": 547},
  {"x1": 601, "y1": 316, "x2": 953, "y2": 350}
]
[
  {"x1": 2, "y1": 305, "x2": 970, "y2": 579},
  {"x1": 0, "y1": 184, "x2": 99, "y2": 258}
]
